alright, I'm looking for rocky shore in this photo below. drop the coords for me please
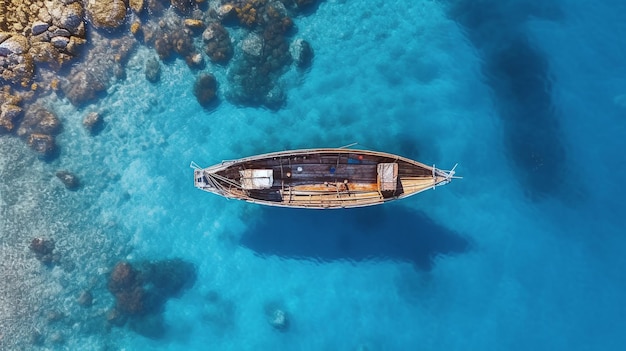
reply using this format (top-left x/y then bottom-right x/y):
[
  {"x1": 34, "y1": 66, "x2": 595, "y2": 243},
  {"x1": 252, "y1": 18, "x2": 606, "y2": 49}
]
[
  {"x1": 1, "y1": 0, "x2": 317, "y2": 348},
  {"x1": 1, "y1": 0, "x2": 316, "y2": 158}
]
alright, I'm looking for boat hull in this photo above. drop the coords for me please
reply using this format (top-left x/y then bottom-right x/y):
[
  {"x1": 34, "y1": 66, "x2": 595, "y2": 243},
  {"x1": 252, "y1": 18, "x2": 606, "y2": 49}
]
[{"x1": 193, "y1": 148, "x2": 454, "y2": 209}]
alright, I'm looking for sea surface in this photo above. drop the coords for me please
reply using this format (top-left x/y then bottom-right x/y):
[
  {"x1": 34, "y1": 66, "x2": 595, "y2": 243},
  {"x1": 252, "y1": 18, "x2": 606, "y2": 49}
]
[{"x1": 1, "y1": 0, "x2": 626, "y2": 350}]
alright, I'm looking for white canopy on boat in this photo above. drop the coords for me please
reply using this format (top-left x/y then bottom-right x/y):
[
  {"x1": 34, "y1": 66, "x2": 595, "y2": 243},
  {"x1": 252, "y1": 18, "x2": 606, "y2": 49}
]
[
  {"x1": 240, "y1": 169, "x2": 274, "y2": 189},
  {"x1": 377, "y1": 163, "x2": 398, "y2": 192}
]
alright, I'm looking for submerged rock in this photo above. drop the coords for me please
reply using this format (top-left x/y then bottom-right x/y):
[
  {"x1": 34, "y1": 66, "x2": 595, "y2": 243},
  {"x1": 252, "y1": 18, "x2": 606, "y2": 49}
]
[
  {"x1": 268, "y1": 308, "x2": 289, "y2": 331},
  {"x1": 290, "y1": 39, "x2": 314, "y2": 68},
  {"x1": 56, "y1": 170, "x2": 80, "y2": 190},
  {"x1": 27, "y1": 133, "x2": 56, "y2": 156},
  {"x1": 144, "y1": 57, "x2": 161, "y2": 83},
  {"x1": 193, "y1": 73, "x2": 218, "y2": 107},
  {"x1": 0, "y1": 104, "x2": 22, "y2": 133},
  {"x1": 29, "y1": 237, "x2": 57, "y2": 264},
  {"x1": 83, "y1": 111, "x2": 103, "y2": 133},
  {"x1": 203, "y1": 22, "x2": 233, "y2": 63},
  {"x1": 62, "y1": 70, "x2": 107, "y2": 105}
]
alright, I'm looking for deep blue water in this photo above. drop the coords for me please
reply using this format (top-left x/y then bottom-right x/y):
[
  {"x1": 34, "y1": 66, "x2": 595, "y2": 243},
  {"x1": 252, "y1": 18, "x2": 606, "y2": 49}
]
[{"x1": 2, "y1": 0, "x2": 626, "y2": 350}]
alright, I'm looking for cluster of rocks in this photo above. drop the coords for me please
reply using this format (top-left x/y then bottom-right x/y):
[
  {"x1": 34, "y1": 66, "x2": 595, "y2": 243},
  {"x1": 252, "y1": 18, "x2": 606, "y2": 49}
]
[
  {"x1": 1, "y1": 88, "x2": 62, "y2": 156},
  {"x1": 224, "y1": 0, "x2": 314, "y2": 109},
  {"x1": 1, "y1": 0, "x2": 318, "y2": 159},
  {"x1": 133, "y1": 0, "x2": 315, "y2": 108},
  {"x1": 1, "y1": 0, "x2": 88, "y2": 87},
  {"x1": 106, "y1": 259, "x2": 197, "y2": 337}
]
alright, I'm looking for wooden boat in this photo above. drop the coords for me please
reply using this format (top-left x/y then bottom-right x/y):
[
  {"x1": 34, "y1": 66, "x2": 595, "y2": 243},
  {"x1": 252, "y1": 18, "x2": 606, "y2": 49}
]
[{"x1": 191, "y1": 148, "x2": 458, "y2": 209}]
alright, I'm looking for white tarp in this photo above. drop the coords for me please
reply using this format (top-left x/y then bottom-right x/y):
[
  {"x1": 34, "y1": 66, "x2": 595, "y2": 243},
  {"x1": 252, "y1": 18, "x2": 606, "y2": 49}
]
[
  {"x1": 377, "y1": 163, "x2": 398, "y2": 192},
  {"x1": 240, "y1": 169, "x2": 274, "y2": 189}
]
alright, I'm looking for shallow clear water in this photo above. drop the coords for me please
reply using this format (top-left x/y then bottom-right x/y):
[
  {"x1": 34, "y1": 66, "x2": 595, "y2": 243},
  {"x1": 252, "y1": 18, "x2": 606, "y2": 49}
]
[{"x1": 1, "y1": 0, "x2": 626, "y2": 350}]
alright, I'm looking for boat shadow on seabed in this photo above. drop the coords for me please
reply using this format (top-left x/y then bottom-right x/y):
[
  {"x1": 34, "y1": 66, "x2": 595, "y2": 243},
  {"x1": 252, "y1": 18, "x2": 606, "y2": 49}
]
[{"x1": 240, "y1": 204, "x2": 472, "y2": 270}]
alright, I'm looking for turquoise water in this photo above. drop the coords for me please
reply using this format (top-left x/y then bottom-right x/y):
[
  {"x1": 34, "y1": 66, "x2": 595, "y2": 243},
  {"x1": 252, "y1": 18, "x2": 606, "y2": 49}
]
[{"x1": 2, "y1": 0, "x2": 626, "y2": 350}]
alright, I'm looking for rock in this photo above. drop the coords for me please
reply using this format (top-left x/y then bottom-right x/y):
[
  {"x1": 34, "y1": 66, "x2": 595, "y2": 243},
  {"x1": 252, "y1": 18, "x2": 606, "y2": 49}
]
[
  {"x1": 144, "y1": 57, "x2": 161, "y2": 83},
  {"x1": 85, "y1": 0, "x2": 128, "y2": 29},
  {"x1": 51, "y1": 28, "x2": 72, "y2": 37},
  {"x1": 0, "y1": 104, "x2": 23, "y2": 132},
  {"x1": 0, "y1": 54, "x2": 35, "y2": 85},
  {"x1": 32, "y1": 22, "x2": 50, "y2": 35},
  {"x1": 77, "y1": 290, "x2": 94, "y2": 307},
  {"x1": 154, "y1": 37, "x2": 173, "y2": 60},
  {"x1": 203, "y1": 22, "x2": 233, "y2": 63},
  {"x1": 0, "y1": 32, "x2": 11, "y2": 44},
  {"x1": 193, "y1": 73, "x2": 217, "y2": 107},
  {"x1": 290, "y1": 39, "x2": 313, "y2": 68},
  {"x1": 241, "y1": 33, "x2": 263, "y2": 57},
  {"x1": 185, "y1": 52, "x2": 204, "y2": 69},
  {"x1": 29, "y1": 42, "x2": 62, "y2": 66},
  {"x1": 268, "y1": 309, "x2": 288, "y2": 331},
  {"x1": 130, "y1": 21, "x2": 142, "y2": 35},
  {"x1": 184, "y1": 19, "x2": 204, "y2": 30},
  {"x1": 62, "y1": 70, "x2": 107, "y2": 105},
  {"x1": 55, "y1": 170, "x2": 80, "y2": 190},
  {"x1": 27, "y1": 133, "x2": 56, "y2": 155},
  {"x1": 56, "y1": 2, "x2": 85, "y2": 33},
  {"x1": 215, "y1": 4, "x2": 236, "y2": 20},
  {"x1": 129, "y1": 0, "x2": 144, "y2": 13},
  {"x1": 19, "y1": 106, "x2": 61, "y2": 136},
  {"x1": 0, "y1": 34, "x2": 30, "y2": 56},
  {"x1": 171, "y1": 30, "x2": 194, "y2": 57},
  {"x1": 51, "y1": 36, "x2": 70, "y2": 49},
  {"x1": 65, "y1": 36, "x2": 87, "y2": 55},
  {"x1": 38, "y1": 7, "x2": 53, "y2": 23},
  {"x1": 29, "y1": 237, "x2": 57, "y2": 264},
  {"x1": 83, "y1": 111, "x2": 103, "y2": 132}
]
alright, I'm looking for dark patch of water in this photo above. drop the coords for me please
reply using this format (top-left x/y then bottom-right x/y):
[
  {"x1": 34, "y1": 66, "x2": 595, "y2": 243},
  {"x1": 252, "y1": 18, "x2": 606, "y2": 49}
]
[{"x1": 240, "y1": 204, "x2": 470, "y2": 270}]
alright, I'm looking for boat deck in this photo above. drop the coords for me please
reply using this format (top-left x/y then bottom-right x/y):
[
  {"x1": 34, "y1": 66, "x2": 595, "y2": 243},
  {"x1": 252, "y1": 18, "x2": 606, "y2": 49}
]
[{"x1": 194, "y1": 149, "x2": 453, "y2": 209}]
